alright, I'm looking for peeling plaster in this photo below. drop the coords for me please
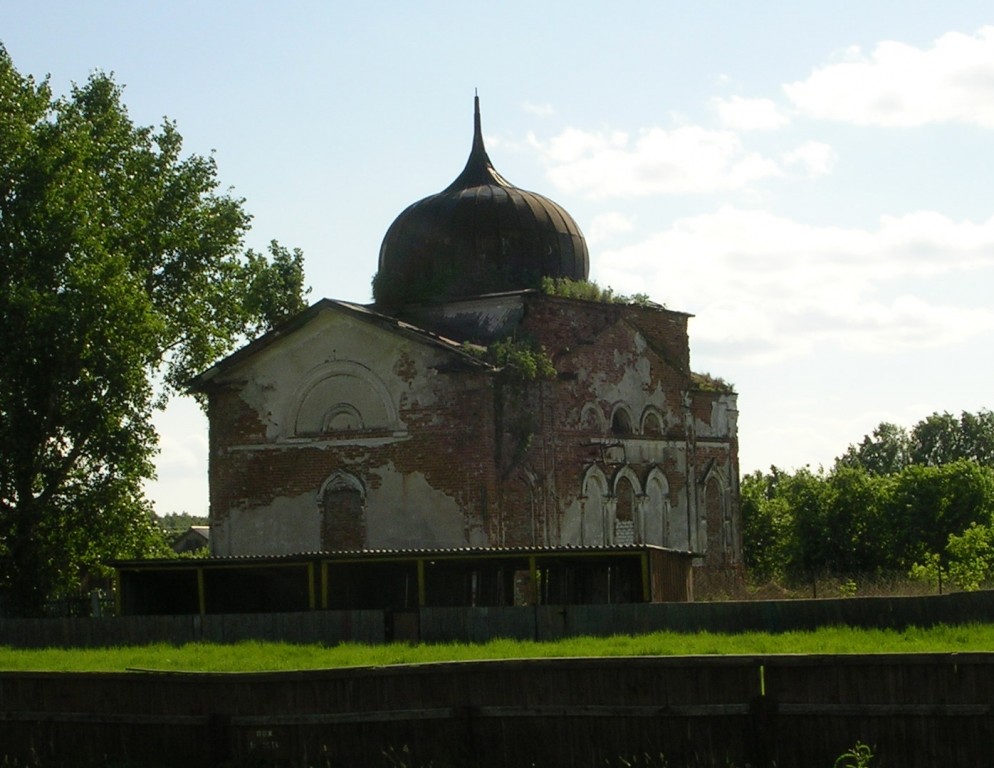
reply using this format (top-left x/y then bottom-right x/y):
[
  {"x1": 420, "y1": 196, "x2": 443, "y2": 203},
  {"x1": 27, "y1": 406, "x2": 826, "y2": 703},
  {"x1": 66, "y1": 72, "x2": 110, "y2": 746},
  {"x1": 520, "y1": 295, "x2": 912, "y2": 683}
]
[
  {"x1": 365, "y1": 463, "x2": 471, "y2": 548},
  {"x1": 218, "y1": 491, "x2": 321, "y2": 556},
  {"x1": 205, "y1": 295, "x2": 740, "y2": 577},
  {"x1": 215, "y1": 310, "x2": 448, "y2": 443}
]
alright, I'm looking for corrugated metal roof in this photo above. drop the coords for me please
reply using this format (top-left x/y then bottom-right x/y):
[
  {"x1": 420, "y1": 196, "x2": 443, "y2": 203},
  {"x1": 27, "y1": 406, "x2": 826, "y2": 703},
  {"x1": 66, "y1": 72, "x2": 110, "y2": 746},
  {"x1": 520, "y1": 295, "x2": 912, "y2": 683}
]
[{"x1": 111, "y1": 543, "x2": 697, "y2": 569}]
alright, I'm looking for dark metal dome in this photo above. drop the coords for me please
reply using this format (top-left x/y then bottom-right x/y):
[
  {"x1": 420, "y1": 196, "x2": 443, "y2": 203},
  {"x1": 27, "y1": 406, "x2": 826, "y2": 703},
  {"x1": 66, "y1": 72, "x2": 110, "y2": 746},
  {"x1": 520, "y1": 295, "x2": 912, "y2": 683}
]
[{"x1": 374, "y1": 97, "x2": 589, "y2": 306}]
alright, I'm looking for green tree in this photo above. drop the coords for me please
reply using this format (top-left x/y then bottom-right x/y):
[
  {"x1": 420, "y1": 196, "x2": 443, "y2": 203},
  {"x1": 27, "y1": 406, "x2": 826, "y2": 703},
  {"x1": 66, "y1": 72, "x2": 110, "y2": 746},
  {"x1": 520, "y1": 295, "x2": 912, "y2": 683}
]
[
  {"x1": 910, "y1": 410, "x2": 994, "y2": 467},
  {"x1": 778, "y1": 467, "x2": 832, "y2": 577},
  {"x1": 0, "y1": 48, "x2": 307, "y2": 615},
  {"x1": 909, "y1": 411, "x2": 963, "y2": 467},
  {"x1": 740, "y1": 469, "x2": 793, "y2": 580},
  {"x1": 945, "y1": 522, "x2": 994, "y2": 591},
  {"x1": 835, "y1": 422, "x2": 910, "y2": 475},
  {"x1": 824, "y1": 467, "x2": 891, "y2": 573},
  {"x1": 157, "y1": 512, "x2": 209, "y2": 536},
  {"x1": 959, "y1": 410, "x2": 994, "y2": 465},
  {"x1": 886, "y1": 461, "x2": 994, "y2": 570}
]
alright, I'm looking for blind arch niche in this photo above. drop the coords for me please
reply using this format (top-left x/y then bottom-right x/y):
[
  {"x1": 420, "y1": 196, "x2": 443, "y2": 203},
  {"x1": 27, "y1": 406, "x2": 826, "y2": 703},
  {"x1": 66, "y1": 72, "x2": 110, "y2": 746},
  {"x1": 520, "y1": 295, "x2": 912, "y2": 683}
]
[{"x1": 290, "y1": 360, "x2": 398, "y2": 437}]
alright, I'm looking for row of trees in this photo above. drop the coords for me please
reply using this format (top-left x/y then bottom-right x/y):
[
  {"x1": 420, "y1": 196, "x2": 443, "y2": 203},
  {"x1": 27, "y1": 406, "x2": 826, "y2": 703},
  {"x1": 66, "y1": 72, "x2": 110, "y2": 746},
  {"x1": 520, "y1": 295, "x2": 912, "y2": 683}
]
[
  {"x1": 742, "y1": 410, "x2": 994, "y2": 590},
  {"x1": 0, "y1": 47, "x2": 308, "y2": 615},
  {"x1": 836, "y1": 410, "x2": 994, "y2": 475}
]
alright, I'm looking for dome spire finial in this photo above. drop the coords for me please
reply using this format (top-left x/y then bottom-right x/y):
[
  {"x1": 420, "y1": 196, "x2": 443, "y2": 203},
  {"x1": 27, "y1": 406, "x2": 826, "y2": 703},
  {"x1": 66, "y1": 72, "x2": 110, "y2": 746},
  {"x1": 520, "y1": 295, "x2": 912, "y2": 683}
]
[
  {"x1": 446, "y1": 92, "x2": 508, "y2": 190},
  {"x1": 473, "y1": 91, "x2": 483, "y2": 154}
]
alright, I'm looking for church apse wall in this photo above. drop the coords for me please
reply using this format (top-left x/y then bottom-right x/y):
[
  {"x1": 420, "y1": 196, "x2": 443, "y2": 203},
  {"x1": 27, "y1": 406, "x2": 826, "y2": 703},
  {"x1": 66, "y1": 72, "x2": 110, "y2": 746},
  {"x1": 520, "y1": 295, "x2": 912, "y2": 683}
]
[{"x1": 474, "y1": 293, "x2": 740, "y2": 577}]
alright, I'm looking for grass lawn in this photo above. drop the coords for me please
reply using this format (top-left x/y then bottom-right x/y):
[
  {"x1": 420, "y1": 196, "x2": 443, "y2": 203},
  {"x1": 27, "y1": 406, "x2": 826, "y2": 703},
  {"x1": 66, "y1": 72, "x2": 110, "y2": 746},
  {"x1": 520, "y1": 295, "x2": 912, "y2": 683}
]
[{"x1": 1, "y1": 623, "x2": 992, "y2": 672}]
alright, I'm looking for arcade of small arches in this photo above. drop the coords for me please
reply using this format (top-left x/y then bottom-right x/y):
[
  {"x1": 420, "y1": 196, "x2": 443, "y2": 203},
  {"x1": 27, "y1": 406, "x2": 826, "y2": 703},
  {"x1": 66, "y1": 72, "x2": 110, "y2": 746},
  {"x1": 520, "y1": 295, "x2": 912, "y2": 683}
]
[
  {"x1": 580, "y1": 402, "x2": 670, "y2": 438},
  {"x1": 576, "y1": 464, "x2": 682, "y2": 549},
  {"x1": 311, "y1": 461, "x2": 704, "y2": 555}
]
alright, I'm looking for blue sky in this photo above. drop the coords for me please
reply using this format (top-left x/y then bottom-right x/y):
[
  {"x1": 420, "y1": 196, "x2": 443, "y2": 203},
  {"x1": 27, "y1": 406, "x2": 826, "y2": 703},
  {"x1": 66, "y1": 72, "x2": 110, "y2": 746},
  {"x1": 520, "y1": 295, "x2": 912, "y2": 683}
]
[{"x1": 4, "y1": 2, "x2": 993, "y2": 515}]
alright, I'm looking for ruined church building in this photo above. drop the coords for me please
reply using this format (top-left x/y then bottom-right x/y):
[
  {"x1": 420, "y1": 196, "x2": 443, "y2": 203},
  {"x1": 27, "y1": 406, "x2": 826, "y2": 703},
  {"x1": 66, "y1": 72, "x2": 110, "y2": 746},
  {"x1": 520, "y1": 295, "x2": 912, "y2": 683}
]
[{"x1": 191, "y1": 98, "x2": 742, "y2": 597}]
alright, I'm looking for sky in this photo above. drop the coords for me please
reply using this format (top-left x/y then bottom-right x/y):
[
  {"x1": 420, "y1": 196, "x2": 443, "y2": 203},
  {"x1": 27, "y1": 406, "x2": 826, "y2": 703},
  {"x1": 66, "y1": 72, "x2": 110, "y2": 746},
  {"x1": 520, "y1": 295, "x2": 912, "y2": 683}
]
[{"x1": 3, "y1": 2, "x2": 993, "y2": 516}]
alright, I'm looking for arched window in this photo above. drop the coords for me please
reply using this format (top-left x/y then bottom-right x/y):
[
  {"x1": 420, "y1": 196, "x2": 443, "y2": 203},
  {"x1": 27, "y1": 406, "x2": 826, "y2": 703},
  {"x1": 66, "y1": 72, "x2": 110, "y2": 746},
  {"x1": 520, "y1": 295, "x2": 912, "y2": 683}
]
[
  {"x1": 580, "y1": 467, "x2": 608, "y2": 546},
  {"x1": 291, "y1": 361, "x2": 397, "y2": 437},
  {"x1": 611, "y1": 405, "x2": 634, "y2": 436},
  {"x1": 641, "y1": 408, "x2": 664, "y2": 437},
  {"x1": 319, "y1": 471, "x2": 366, "y2": 550},
  {"x1": 322, "y1": 403, "x2": 363, "y2": 432},
  {"x1": 704, "y1": 475, "x2": 724, "y2": 565},
  {"x1": 644, "y1": 468, "x2": 670, "y2": 546},
  {"x1": 580, "y1": 402, "x2": 605, "y2": 433},
  {"x1": 506, "y1": 466, "x2": 543, "y2": 547},
  {"x1": 614, "y1": 476, "x2": 636, "y2": 545}
]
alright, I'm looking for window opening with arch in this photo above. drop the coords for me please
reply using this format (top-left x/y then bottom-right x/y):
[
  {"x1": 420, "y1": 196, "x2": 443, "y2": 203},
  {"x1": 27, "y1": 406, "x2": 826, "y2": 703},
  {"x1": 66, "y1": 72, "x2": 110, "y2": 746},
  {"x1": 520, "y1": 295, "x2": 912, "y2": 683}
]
[
  {"x1": 614, "y1": 474, "x2": 637, "y2": 545},
  {"x1": 580, "y1": 466, "x2": 609, "y2": 546},
  {"x1": 319, "y1": 471, "x2": 366, "y2": 550},
  {"x1": 611, "y1": 405, "x2": 635, "y2": 436},
  {"x1": 641, "y1": 407, "x2": 664, "y2": 437}
]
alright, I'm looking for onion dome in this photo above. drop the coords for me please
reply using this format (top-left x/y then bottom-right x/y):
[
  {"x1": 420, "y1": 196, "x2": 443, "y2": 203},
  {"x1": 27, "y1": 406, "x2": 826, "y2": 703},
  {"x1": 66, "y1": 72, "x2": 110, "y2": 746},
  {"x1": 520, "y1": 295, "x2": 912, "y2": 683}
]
[{"x1": 374, "y1": 96, "x2": 589, "y2": 306}]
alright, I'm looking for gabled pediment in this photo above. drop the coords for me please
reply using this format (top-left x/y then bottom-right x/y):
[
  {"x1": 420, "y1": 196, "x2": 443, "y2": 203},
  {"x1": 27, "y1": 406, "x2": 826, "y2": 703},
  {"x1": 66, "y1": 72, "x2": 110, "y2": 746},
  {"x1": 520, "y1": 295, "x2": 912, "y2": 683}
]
[{"x1": 188, "y1": 298, "x2": 492, "y2": 392}]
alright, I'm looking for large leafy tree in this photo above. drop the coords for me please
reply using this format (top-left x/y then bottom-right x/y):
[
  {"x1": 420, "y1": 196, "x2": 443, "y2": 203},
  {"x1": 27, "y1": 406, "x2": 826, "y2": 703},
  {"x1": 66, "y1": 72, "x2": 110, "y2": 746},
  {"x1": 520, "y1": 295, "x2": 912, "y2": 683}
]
[
  {"x1": 838, "y1": 410, "x2": 994, "y2": 475},
  {"x1": 835, "y1": 422, "x2": 910, "y2": 476},
  {"x1": 0, "y1": 48, "x2": 307, "y2": 615},
  {"x1": 910, "y1": 410, "x2": 994, "y2": 467}
]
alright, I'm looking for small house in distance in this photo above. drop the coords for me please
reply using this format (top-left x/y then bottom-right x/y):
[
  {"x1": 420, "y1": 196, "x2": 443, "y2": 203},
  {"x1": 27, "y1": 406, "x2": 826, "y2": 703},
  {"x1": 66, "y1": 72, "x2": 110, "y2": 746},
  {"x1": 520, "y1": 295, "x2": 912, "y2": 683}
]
[{"x1": 170, "y1": 525, "x2": 209, "y2": 555}]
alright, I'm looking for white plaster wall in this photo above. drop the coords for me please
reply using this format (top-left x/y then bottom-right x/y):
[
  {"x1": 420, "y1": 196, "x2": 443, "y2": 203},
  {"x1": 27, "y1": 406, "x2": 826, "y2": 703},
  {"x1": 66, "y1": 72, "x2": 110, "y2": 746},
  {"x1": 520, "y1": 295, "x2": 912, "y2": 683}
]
[
  {"x1": 211, "y1": 306, "x2": 483, "y2": 555},
  {"x1": 214, "y1": 309, "x2": 445, "y2": 443},
  {"x1": 668, "y1": 494, "x2": 691, "y2": 551},
  {"x1": 694, "y1": 393, "x2": 738, "y2": 439},
  {"x1": 560, "y1": 498, "x2": 582, "y2": 545},
  {"x1": 365, "y1": 463, "x2": 471, "y2": 549},
  {"x1": 215, "y1": 491, "x2": 321, "y2": 556}
]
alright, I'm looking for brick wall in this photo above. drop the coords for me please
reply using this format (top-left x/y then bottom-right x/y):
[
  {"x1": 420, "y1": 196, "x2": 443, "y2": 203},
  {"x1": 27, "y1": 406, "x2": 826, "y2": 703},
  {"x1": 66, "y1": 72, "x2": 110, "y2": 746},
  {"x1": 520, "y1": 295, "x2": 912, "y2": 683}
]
[{"x1": 201, "y1": 296, "x2": 741, "y2": 586}]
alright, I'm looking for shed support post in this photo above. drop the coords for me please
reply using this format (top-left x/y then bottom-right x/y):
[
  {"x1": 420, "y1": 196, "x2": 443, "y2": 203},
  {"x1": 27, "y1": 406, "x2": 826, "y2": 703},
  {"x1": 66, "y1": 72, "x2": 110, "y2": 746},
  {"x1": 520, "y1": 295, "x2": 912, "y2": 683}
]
[
  {"x1": 417, "y1": 559, "x2": 426, "y2": 607},
  {"x1": 307, "y1": 562, "x2": 316, "y2": 610},
  {"x1": 321, "y1": 561, "x2": 329, "y2": 610},
  {"x1": 529, "y1": 555, "x2": 539, "y2": 605},
  {"x1": 196, "y1": 568, "x2": 206, "y2": 616},
  {"x1": 641, "y1": 552, "x2": 651, "y2": 602}
]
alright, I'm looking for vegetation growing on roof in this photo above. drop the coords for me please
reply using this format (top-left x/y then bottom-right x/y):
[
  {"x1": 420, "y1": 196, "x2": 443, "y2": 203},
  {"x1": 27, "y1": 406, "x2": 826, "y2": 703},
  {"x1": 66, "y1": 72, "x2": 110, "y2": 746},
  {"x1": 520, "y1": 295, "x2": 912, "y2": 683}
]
[
  {"x1": 540, "y1": 276, "x2": 658, "y2": 307},
  {"x1": 488, "y1": 338, "x2": 556, "y2": 382},
  {"x1": 460, "y1": 337, "x2": 556, "y2": 382},
  {"x1": 691, "y1": 371, "x2": 735, "y2": 392}
]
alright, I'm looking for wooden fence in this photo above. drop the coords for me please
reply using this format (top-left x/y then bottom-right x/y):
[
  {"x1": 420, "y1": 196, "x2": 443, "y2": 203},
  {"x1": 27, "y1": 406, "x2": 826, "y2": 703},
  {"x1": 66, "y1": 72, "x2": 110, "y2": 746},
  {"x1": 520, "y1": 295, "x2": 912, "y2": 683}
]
[
  {"x1": 1, "y1": 654, "x2": 992, "y2": 767},
  {"x1": 2, "y1": 589, "x2": 994, "y2": 648}
]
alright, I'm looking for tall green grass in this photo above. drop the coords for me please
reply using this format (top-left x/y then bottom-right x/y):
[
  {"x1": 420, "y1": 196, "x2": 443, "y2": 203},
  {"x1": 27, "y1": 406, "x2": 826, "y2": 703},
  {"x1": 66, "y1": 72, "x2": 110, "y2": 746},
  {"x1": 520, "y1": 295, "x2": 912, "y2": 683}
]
[{"x1": 1, "y1": 623, "x2": 992, "y2": 672}]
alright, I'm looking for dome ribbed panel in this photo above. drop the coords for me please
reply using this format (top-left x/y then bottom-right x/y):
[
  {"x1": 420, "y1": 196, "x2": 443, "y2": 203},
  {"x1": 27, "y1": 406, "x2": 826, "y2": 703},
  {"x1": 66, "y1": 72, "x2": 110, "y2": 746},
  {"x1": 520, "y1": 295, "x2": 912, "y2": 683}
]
[{"x1": 374, "y1": 99, "x2": 589, "y2": 306}]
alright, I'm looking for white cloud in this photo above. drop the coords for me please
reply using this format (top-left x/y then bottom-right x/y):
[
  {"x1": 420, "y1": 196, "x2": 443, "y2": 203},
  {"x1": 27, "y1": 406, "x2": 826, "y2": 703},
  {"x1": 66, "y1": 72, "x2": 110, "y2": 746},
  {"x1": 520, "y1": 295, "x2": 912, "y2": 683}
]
[
  {"x1": 713, "y1": 95, "x2": 790, "y2": 131},
  {"x1": 529, "y1": 125, "x2": 815, "y2": 198},
  {"x1": 522, "y1": 101, "x2": 555, "y2": 117},
  {"x1": 781, "y1": 141, "x2": 836, "y2": 177},
  {"x1": 784, "y1": 26, "x2": 994, "y2": 127},
  {"x1": 588, "y1": 211, "x2": 635, "y2": 244},
  {"x1": 594, "y1": 207, "x2": 994, "y2": 365}
]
